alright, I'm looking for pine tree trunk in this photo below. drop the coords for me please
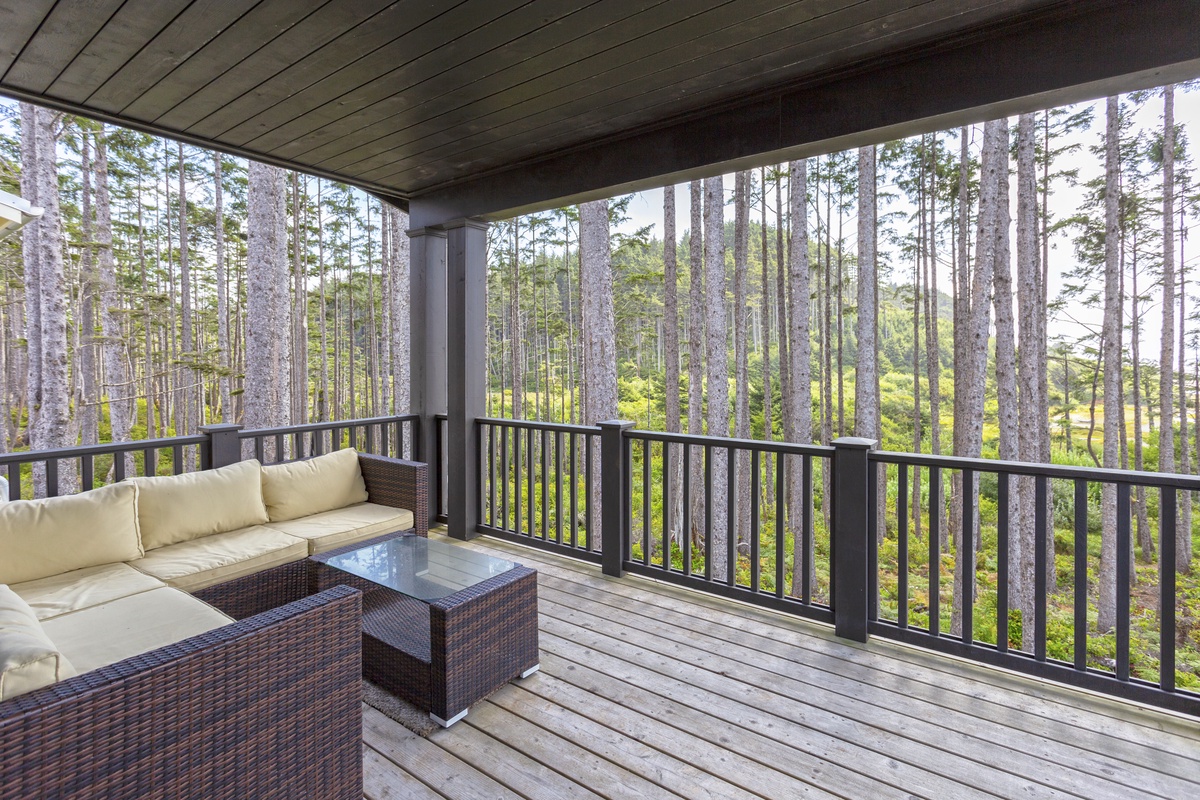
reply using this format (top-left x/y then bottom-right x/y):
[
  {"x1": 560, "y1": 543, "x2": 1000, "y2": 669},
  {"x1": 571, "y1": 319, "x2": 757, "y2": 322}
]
[
  {"x1": 688, "y1": 180, "x2": 706, "y2": 546},
  {"x1": 1014, "y1": 113, "x2": 1041, "y2": 643},
  {"x1": 580, "y1": 199, "x2": 617, "y2": 546},
  {"x1": 788, "y1": 160, "x2": 812, "y2": 595},
  {"x1": 950, "y1": 127, "x2": 972, "y2": 556},
  {"x1": 760, "y1": 168, "x2": 775, "y2": 505},
  {"x1": 79, "y1": 129, "x2": 99, "y2": 450},
  {"x1": 924, "y1": 135, "x2": 945, "y2": 539},
  {"x1": 390, "y1": 207, "x2": 411, "y2": 435},
  {"x1": 1099, "y1": 96, "x2": 1122, "y2": 634},
  {"x1": 94, "y1": 129, "x2": 132, "y2": 468},
  {"x1": 178, "y1": 142, "x2": 196, "y2": 438},
  {"x1": 244, "y1": 161, "x2": 292, "y2": 448},
  {"x1": 734, "y1": 171, "x2": 752, "y2": 554},
  {"x1": 663, "y1": 185, "x2": 683, "y2": 543},
  {"x1": 509, "y1": 220, "x2": 524, "y2": 419},
  {"x1": 215, "y1": 155, "x2": 231, "y2": 421},
  {"x1": 703, "y1": 177, "x2": 730, "y2": 582},
  {"x1": 855, "y1": 146, "x2": 885, "y2": 543}
]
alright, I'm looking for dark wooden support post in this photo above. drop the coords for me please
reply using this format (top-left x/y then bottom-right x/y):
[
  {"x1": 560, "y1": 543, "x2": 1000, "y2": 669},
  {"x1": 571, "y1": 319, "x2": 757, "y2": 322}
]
[
  {"x1": 409, "y1": 225, "x2": 447, "y2": 528},
  {"x1": 832, "y1": 436, "x2": 876, "y2": 642},
  {"x1": 444, "y1": 218, "x2": 488, "y2": 541},
  {"x1": 598, "y1": 420, "x2": 634, "y2": 577},
  {"x1": 200, "y1": 423, "x2": 243, "y2": 470}
]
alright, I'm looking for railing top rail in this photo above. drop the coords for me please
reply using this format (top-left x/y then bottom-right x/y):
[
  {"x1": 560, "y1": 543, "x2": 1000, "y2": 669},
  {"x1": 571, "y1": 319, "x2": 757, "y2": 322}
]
[
  {"x1": 627, "y1": 428, "x2": 836, "y2": 457},
  {"x1": 477, "y1": 417, "x2": 601, "y2": 435},
  {"x1": 0, "y1": 434, "x2": 209, "y2": 465},
  {"x1": 238, "y1": 414, "x2": 416, "y2": 438},
  {"x1": 871, "y1": 449, "x2": 1200, "y2": 489}
]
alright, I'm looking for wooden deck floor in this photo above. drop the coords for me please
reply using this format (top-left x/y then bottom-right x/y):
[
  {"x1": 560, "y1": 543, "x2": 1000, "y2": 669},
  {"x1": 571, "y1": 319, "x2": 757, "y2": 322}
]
[{"x1": 362, "y1": 534, "x2": 1200, "y2": 800}]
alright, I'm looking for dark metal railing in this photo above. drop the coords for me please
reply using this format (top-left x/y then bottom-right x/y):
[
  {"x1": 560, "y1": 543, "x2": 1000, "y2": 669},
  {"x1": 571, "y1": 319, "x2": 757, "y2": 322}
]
[
  {"x1": 619, "y1": 429, "x2": 836, "y2": 624},
  {"x1": 0, "y1": 414, "x2": 419, "y2": 501},
  {"x1": 467, "y1": 417, "x2": 1200, "y2": 717},
  {"x1": 434, "y1": 413, "x2": 448, "y2": 523},
  {"x1": 868, "y1": 449, "x2": 1200, "y2": 716},
  {"x1": 475, "y1": 417, "x2": 602, "y2": 564}
]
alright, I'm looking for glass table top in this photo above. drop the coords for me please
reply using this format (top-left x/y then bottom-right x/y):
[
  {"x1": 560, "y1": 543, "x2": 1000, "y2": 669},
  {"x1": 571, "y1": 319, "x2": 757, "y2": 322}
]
[{"x1": 321, "y1": 536, "x2": 515, "y2": 602}]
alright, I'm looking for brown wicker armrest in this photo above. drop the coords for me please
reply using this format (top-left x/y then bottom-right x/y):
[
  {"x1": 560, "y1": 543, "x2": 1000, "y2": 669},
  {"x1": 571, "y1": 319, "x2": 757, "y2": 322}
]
[
  {"x1": 0, "y1": 586, "x2": 364, "y2": 800},
  {"x1": 358, "y1": 452, "x2": 429, "y2": 536}
]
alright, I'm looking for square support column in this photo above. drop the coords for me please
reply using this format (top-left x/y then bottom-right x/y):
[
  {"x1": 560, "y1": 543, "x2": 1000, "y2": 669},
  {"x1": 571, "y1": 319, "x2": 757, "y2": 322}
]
[
  {"x1": 409, "y1": 225, "x2": 447, "y2": 528},
  {"x1": 444, "y1": 218, "x2": 488, "y2": 540}
]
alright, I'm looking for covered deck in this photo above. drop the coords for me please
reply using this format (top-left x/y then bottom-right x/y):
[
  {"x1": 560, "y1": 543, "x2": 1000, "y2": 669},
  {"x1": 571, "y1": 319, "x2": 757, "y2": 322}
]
[{"x1": 364, "y1": 533, "x2": 1200, "y2": 800}]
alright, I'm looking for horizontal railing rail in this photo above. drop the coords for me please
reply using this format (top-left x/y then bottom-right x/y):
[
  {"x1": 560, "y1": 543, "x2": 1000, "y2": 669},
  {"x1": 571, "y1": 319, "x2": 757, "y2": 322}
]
[
  {"x1": 475, "y1": 417, "x2": 602, "y2": 564},
  {"x1": 1, "y1": 414, "x2": 420, "y2": 501},
  {"x1": 868, "y1": 447, "x2": 1200, "y2": 716}
]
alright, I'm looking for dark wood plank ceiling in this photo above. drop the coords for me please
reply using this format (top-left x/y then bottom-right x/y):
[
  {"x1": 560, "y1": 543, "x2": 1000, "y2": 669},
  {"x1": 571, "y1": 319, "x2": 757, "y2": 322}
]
[{"x1": 0, "y1": 0, "x2": 1193, "y2": 217}]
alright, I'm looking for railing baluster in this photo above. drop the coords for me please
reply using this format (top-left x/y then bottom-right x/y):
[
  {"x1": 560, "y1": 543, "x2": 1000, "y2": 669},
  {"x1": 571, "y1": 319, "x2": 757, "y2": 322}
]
[
  {"x1": 1034, "y1": 476, "x2": 1048, "y2": 662},
  {"x1": 585, "y1": 433, "x2": 594, "y2": 552},
  {"x1": 541, "y1": 428, "x2": 549, "y2": 541},
  {"x1": 683, "y1": 444, "x2": 692, "y2": 578},
  {"x1": 527, "y1": 427, "x2": 536, "y2": 540},
  {"x1": 487, "y1": 424, "x2": 496, "y2": 527},
  {"x1": 775, "y1": 453, "x2": 784, "y2": 599},
  {"x1": 254, "y1": 436, "x2": 265, "y2": 463},
  {"x1": 6, "y1": 463, "x2": 19, "y2": 500},
  {"x1": 1160, "y1": 487, "x2": 1177, "y2": 692},
  {"x1": 501, "y1": 425, "x2": 511, "y2": 533},
  {"x1": 274, "y1": 433, "x2": 285, "y2": 462},
  {"x1": 143, "y1": 448, "x2": 154, "y2": 477},
  {"x1": 556, "y1": 430, "x2": 564, "y2": 545},
  {"x1": 81, "y1": 454, "x2": 94, "y2": 491},
  {"x1": 348, "y1": 426, "x2": 358, "y2": 450},
  {"x1": 868, "y1": 459, "x2": 878, "y2": 622},
  {"x1": 1074, "y1": 479, "x2": 1089, "y2": 671},
  {"x1": 899, "y1": 464, "x2": 910, "y2": 626},
  {"x1": 751, "y1": 449, "x2": 761, "y2": 593},
  {"x1": 928, "y1": 467, "x2": 940, "y2": 629},
  {"x1": 173, "y1": 446, "x2": 184, "y2": 476},
  {"x1": 514, "y1": 426, "x2": 523, "y2": 536},
  {"x1": 662, "y1": 442, "x2": 672, "y2": 568},
  {"x1": 997, "y1": 472, "x2": 1009, "y2": 654},
  {"x1": 961, "y1": 468, "x2": 975, "y2": 645},
  {"x1": 704, "y1": 444, "x2": 713, "y2": 582},
  {"x1": 896, "y1": 464, "x2": 908, "y2": 629},
  {"x1": 113, "y1": 449, "x2": 126, "y2": 482},
  {"x1": 1116, "y1": 483, "x2": 1131, "y2": 681},
  {"x1": 46, "y1": 458, "x2": 59, "y2": 497},
  {"x1": 726, "y1": 445, "x2": 736, "y2": 587},
  {"x1": 642, "y1": 439, "x2": 651, "y2": 567},
  {"x1": 801, "y1": 454, "x2": 813, "y2": 604},
  {"x1": 570, "y1": 432, "x2": 579, "y2": 548}
]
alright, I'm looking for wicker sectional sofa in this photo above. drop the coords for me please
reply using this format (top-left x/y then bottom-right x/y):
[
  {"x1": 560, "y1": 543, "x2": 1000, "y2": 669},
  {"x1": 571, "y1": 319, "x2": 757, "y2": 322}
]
[{"x1": 0, "y1": 448, "x2": 428, "y2": 800}]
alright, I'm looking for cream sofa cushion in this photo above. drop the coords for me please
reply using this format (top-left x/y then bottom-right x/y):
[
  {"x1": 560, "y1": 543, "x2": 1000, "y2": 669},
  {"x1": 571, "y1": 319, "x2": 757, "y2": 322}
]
[
  {"x1": 261, "y1": 448, "x2": 368, "y2": 522},
  {"x1": 11, "y1": 563, "x2": 166, "y2": 621},
  {"x1": 0, "y1": 482, "x2": 143, "y2": 585},
  {"x1": 265, "y1": 501, "x2": 414, "y2": 554},
  {"x1": 42, "y1": 587, "x2": 232, "y2": 675},
  {"x1": 127, "y1": 525, "x2": 307, "y2": 592},
  {"x1": 0, "y1": 585, "x2": 75, "y2": 700},
  {"x1": 131, "y1": 459, "x2": 268, "y2": 550}
]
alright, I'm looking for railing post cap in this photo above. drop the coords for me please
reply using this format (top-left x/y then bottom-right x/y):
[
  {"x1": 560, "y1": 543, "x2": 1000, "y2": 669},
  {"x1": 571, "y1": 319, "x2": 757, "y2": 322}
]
[
  {"x1": 832, "y1": 436, "x2": 876, "y2": 449},
  {"x1": 596, "y1": 419, "x2": 636, "y2": 430},
  {"x1": 199, "y1": 423, "x2": 244, "y2": 433}
]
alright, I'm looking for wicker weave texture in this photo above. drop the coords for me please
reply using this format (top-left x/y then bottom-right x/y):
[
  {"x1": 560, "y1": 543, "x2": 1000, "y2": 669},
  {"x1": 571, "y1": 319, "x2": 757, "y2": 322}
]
[
  {"x1": 0, "y1": 587, "x2": 364, "y2": 800},
  {"x1": 193, "y1": 558, "x2": 311, "y2": 620},
  {"x1": 359, "y1": 453, "x2": 429, "y2": 536}
]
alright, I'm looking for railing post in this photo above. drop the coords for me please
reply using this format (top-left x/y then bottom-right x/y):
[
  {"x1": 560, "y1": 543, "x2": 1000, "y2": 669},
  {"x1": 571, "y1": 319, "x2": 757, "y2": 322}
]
[
  {"x1": 200, "y1": 424, "x2": 244, "y2": 470},
  {"x1": 832, "y1": 436, "x2": 876, "y2": 643},
  {"x1": 598, "y1": 420, "x2": 634, "y2": 578}
]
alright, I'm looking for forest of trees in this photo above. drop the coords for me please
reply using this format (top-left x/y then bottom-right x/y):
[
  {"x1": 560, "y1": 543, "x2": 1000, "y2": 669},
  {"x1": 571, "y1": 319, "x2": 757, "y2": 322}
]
[{"x1": 2, "y1": 83, "x2": 1198, "y2": 685}]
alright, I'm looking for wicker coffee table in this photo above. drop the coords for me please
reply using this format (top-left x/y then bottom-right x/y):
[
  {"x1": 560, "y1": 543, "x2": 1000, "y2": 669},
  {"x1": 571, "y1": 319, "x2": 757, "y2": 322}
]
[{"x1": 312, "y1": 533, "x2": 540, "y2": 726}]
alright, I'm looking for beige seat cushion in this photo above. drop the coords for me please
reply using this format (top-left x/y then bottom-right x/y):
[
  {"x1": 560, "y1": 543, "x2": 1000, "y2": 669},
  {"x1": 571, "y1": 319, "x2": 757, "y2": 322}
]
[
  {"x1": 265, "y1": 502, "x2": 414, "y2": 555},
  {"x1": 42, "y1": 587, "x2": 232, "y2": 675},
  {"x1": 0, "y1": 585, "x2": 75, "y2": 700},
  {"x1": 130, "y1": 459, "x2": 269, "y2": 551},
  {"x1": 261, "y1": 448, "x2": 368, "y2": 522},
  {"x1": 11, "y1": 563, "x2": 166, "y2": 621},
  {"x1": 0, "y1": 482, "x2": 143, "y2": 586},
  {"x1": 127, "y1": 525, "x2": 308, "y2": 592}
]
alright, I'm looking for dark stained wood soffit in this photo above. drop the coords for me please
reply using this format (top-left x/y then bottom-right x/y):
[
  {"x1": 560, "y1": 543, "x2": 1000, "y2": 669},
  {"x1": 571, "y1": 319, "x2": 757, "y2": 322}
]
[{"x1": 0, "y1": 0, "x2": 1194, "y2": 219}]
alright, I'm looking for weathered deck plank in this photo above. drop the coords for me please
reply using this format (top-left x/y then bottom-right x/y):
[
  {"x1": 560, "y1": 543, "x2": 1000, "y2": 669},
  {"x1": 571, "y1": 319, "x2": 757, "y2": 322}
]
[{"x1": 363, "y1": 534, "x2": 1200, "y2": 800}]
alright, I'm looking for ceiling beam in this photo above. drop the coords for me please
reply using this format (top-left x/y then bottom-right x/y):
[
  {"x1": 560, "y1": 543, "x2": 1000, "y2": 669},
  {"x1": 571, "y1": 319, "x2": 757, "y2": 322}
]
[{"x1": 410, "y1": 0, "x2": 1200, "y2": 227}]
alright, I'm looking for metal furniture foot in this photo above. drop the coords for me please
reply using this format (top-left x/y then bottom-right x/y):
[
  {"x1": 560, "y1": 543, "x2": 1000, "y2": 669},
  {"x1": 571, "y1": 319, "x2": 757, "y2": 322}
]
[
  {"x1": 430, "y1": 708, "x2": 468, "y2": 728},
  {"x1": 519, "y1": 664, "x2": 540, "y2": 679}
]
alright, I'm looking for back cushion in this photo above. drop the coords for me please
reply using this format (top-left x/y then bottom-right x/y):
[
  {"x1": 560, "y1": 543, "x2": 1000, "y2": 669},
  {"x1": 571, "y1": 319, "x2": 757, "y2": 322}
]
[
  {"x1": 0, "y1": 585, "x2": 76, "y2": 700},
  {"x1": 131, "y1": 459, "x2": 269, "y2": 551},
  {"x1": 0, "y1": 482, "x2": 143, "y2": 585},
  {"x1": 261, "y1": 448, "x2": 368, "y2": 522}
]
